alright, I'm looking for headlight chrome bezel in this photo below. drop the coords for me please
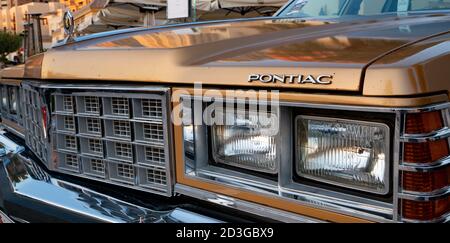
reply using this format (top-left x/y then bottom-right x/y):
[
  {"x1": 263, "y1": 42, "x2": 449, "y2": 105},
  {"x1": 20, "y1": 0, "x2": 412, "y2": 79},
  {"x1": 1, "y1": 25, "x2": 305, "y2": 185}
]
[{"x1": 294, "y1": 115, "x2": 391, "y2": 195}]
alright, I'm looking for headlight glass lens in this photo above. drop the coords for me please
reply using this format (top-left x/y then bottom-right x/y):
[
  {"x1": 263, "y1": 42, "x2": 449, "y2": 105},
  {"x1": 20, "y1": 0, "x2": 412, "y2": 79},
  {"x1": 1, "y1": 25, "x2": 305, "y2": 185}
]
[
  {"x1": 211, "y1": 110, "x2": 279, "y2": 174},
  {"x1": 296, "y1": 116, "x2": 389, "y2": 194}
]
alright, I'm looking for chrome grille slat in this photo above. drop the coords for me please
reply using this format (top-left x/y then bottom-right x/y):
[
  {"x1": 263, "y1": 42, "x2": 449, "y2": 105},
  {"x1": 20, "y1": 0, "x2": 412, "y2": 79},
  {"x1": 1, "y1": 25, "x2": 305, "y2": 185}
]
[
  {"x1": 88, "y1": 138, "x2": 103, "y2": 153},
  {"x1": 143, "y1": 123, "x2": 164, "y2": 141},
  {"x1": 142, "y1": 99, "x2": 163, "y2": 119},
  {"x1": 109, "y1": 162, "x2": 135, "y2": 184},
  {"x1": 118, "y1": 163, "x2": 134, "y2": 178},
  {"x1": 111, "y1": 97, "x2": 129, "y2": 116},
  {"x1": 65, "y1": 154, "x2": 78, "y2": 168},
  {"x1": 81, "y1": 157, "x2": 106, "y2": 178},
  {"x1": 87, "y1": 118, "x2": 101, "y2": 133},
  {"x1": 64, "y1": 116, "x2": 75, "y2": 131},
  {"x1": 113, "y1": 120, "x2": 131, "y2": 137},
  {"x1": 84, "y1": 96, "x2": 100, "y2": 114},
  {"x1": 145, "y1": 146, "x2": 165, "y2": 164},
  {"x1": 64, "y1": 135, "x2": 77, "y2": 150},
  {"x1": 146, "y1": 169, "x2": 166, "y2": 185},
  {"x1": 91, "y1": 159, "x2": 105, "y2": 173},
  {"x1": 63, "y1": 96, "x2": 74, "y2": 112},
  {"x1": 114, "y1": 142, "x2": 132, "y2": 159}
]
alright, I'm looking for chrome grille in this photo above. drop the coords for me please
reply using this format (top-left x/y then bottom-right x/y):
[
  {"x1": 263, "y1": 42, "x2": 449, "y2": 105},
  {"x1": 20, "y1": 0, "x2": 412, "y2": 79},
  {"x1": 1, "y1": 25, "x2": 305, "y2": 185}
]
[{"x1": 46, "y1": 86, "x2": 172, "y2": 196}]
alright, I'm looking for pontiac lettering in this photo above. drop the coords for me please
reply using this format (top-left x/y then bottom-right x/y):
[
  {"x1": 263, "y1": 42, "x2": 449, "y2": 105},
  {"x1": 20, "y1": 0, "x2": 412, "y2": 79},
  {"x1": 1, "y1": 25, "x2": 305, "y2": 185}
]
[{"x1": 248, "y1": 74, "x2": 333, "y2": 85}]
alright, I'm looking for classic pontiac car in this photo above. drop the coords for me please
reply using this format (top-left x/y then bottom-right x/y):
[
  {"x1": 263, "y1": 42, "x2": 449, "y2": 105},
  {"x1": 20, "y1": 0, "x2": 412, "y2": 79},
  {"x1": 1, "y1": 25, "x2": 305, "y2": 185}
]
[{"x1": 1, "y1": 0, "x2": 450, "y2": 223}]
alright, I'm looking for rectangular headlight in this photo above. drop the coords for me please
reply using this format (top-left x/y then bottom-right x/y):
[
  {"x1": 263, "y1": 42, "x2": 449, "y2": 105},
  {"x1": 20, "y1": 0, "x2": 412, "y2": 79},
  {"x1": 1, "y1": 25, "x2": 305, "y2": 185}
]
[
  {"x1": 211, "y1": 110, "x2": 279, "y2": 174},
  {"x1": 296, "y1": 116, "x2": 390, "y2": 195}
]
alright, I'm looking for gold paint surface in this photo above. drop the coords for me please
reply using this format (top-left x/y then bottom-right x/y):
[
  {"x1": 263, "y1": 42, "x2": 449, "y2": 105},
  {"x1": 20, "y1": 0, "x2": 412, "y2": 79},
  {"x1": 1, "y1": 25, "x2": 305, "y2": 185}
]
[{"x1": 33, "y1": 15, "x2": 450, "y2": 94}]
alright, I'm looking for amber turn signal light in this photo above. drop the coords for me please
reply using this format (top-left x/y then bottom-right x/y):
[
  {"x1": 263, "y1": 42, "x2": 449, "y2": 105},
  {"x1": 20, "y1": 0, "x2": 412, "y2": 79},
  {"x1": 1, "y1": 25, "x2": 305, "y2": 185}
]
[
  {"x1": 404, "y1": 111, "x2": 448, "y2": 163},
  {"x1": 406, "y1": 111, "x2": 443, "y2": 134},
  {"x1": 402, "y1": 197, "x2": 449, "y2": 221},
  {"x1": 402, "y1": 110, "x2": 450, "y2": 222},
  {"x1": 403, "y1": 167, "x2": 450, "y2": 192},
  {"x1": 403, "y1": 139, "x2": 449, "y2": 163}
]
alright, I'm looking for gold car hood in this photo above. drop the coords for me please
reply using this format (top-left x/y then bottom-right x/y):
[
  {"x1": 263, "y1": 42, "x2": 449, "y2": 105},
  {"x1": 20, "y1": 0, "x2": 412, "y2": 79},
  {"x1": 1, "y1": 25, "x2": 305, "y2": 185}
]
[{"x1": 31, "y1": 14, "x2": 450, "y2": 93}]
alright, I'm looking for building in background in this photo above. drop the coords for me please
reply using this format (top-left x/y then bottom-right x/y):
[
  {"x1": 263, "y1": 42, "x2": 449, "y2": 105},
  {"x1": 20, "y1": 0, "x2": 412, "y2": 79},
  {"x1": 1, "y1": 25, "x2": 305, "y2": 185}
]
[
  {"x1": 60, "y1": 0, "x2": 91, "y2": 12},
  {"x1": 0, "y1": 0, "x2": 92, "y2": 47},
  {"x1": 0, "y1": 0, "x2": 12, "y2": 31},
  {"x1": 1, "y1": 1, "x2": 66, "y2": 48}
]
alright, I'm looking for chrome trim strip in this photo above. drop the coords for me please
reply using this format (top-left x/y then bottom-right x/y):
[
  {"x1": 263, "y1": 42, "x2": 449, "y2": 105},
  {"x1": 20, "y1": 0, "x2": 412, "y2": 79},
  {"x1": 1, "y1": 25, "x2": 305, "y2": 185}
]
[
  {"x1": 197, "y1": 165, "x2": 279, "y2": 193},
  {"x1": 1, "y1": 124, "x2": 25, "y2": 139},
  {"x1": 401, "y1": 127, "x2": 450, "y2": 142},
  {"x1": 396, "y1": 103, "x2": 450, "y2": 113},
  {"x1": 398, "y1": 187, "x2": 450, "y2": 201},
  {"x1": 0, "y1": 121, "x2": 25, "y2": 139},
  {"x1": 167, "y1": 208, "x2": 224, "y2": 223},
  {"x1": 26, "y1": 81, "x2": 171, "y2": 92},
  {"x1": 0, "y1": 130, "x2": 24, "y2": 155},
  {"x1": 0, "y1": 210, "x2": 14, "y2": 223},
  {"x1": 175, "y1": 184, "x2": 324, "y2": 223},
  {"x1": 0, "y1": 132, "x2": 222, "y2": 223},
  {"x1": 8, "y1": 216, "x2": 28, "y2": 223},
  {"x1": 278, "y1": 187, "x2": 392, "y2": 222},
  {"x1": 400, "y1": 155, "x2": 450, "y2": 172},
  {"x1": 392, "y1": 111, "x2": 402, "y2": 222}
]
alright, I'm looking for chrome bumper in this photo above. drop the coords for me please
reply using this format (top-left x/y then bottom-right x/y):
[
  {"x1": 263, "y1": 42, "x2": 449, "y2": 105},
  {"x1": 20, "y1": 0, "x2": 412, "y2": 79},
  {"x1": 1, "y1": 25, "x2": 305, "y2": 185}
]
[{"x1": 0, "y1": 131, "x2": 222, "y2": 223}]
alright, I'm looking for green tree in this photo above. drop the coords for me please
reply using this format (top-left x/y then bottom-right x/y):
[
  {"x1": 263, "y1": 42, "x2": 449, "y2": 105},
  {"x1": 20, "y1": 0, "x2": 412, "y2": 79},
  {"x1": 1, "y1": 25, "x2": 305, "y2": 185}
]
[{"x1": 0, "y1": 31, "x2": 22, "y2": 63}]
